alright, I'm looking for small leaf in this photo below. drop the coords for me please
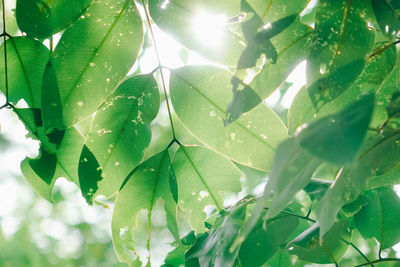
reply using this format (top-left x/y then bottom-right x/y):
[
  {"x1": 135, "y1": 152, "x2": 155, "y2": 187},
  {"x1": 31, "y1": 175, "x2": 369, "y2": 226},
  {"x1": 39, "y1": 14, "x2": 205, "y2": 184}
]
[
  {"x1": 16, "y1": 0, "x2": 92, "y2": 38},
  {"x1": 28, "y1": 147, "x2": 57, "y2": 185},
  {"x1": 296, "y1": 94, "x2": 374, "y2": 165},
  {"x1": 112, "y1": 149, "x2": 178, "y2": 265},
  {"x1": 170, "y1": 66, "x2": 288, "y2": 171},
  {"x1": 78, "y1": 145, "x2": 103, "y2": 205},
  {"x1": 288, "y1": 222, "x2": 351, "y2": 264},
  {"x1": 354, "y1": 187, "x2": 400, "y2": 249},
  {"x1": 41, "y1": 0, "x2": 143, "y2": 129},
  {"x1": 172, "y1": 146, "x2": 242, "y2": 232}
]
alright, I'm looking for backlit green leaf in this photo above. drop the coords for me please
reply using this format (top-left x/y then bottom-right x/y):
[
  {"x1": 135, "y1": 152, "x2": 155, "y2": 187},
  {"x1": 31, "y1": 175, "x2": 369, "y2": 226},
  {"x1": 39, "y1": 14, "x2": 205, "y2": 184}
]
[
  {"x1": 170, "y1": 66, "x2": 288, "y2": 171},
  {"x1": 41, "y1": 0, "x2": 143, "y2": 129},
  {"x1": 172, "y1": 146, "x2": 242, "y2": 232},
  {"x1": 83, "y1": 74, "x2": 160, "y2": 198},
  {"x1": 112, "y1": 149, "x2": 178, "y2": 265}
]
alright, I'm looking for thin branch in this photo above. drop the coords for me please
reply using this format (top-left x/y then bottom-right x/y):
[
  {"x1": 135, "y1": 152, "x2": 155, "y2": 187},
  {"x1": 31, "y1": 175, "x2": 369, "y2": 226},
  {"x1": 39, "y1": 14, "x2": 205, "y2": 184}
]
[
  {"x1": 354, "y1": 258, "x2": 400, "y2": 267},
  {"x1": 140, "y1": 0, "x2": 177, "y2": 140},
  {"x1": 1, "y1": 0, "x2": 9, "y2": 106}
]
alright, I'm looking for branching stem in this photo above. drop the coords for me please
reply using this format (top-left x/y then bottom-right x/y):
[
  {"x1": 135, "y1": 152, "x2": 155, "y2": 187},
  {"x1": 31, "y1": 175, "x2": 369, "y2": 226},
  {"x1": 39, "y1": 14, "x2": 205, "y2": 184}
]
[{"x1": 140, "y1": 0, "x2": 177, "y2": 141}]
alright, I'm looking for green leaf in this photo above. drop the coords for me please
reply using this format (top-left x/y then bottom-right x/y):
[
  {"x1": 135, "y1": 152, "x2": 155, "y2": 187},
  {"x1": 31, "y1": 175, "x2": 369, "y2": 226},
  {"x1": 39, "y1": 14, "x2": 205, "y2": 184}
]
[
  {"x1": 296, "y1": 94, "x2": 374, "y2": 165},
  {"x1": 172, "y1": 146, "x2": 242, "y2": 232},
  {"x1": 317, "y1": 131, "x2": 400, "y2": 237},
  {"x1": 289, "y1": 42, "x2": 397, "y2": 134},
  {"x1": 238, "y1": 212, "x2": 299, "y2": 267},
  {"x1": 307, "y1": 0, "x2": 374, "y2": 109},
  {"x1": 78, "y1": 145, "x2": 103, "y2": 205},
  {"x1": 355, "y1": 187, "x2": 400, "y2": 249},
  {"x1": 13, "y1": 108, "x2": 42, "y2": 139},
  {"x1": 170, "y1": 66, "x2": 288, "y2": 171},
  {"x1": 265, "y1": 138, "x2": 322, "y2": 219},
  {"x1": 41, "y1": 0, "x2": 143, "y2": 130},
  {"x1": 16, "y1": 0, "x2": 93, "y2": 38},
  {"x1": 288, "y1": 222, "x2": 351, "y2": 264},
  {"x1": 148, "y1": 0, "x2": 244, "y2": 66},
  {"x1": 371, "y1": 0, "x2": 400, "y2": 36},
  {"x1": 0, "y1": 37, "x2": 49, "y2": 108},
  {"x1": 111, "y1": 149, "x2": 178, "y2": 266},
  {"x1": 83, "y1": 74, "x2": 159, "y2": 198},
  {"x1": 29, "y1": 147, "x2": 57, "y2": 185}
]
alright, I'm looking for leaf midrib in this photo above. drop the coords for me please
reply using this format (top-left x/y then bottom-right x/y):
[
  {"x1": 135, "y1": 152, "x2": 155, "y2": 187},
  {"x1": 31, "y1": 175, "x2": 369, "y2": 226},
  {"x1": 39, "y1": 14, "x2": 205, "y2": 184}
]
[
  {"x1": 62, "y1": 0, "x2": 131, "y2": 105},
  {"x1": 172, "y1": 71, "x2": 276, "y2": 152},
  {"x1": 181, "y1": 146, "x2": 222, "y2": 210}
]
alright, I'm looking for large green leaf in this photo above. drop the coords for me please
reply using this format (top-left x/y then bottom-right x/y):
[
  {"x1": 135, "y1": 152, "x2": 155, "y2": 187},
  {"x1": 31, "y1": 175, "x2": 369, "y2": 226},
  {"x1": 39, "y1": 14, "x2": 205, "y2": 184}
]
[
  {"x1": 41, "y1": 0, "x2": 143, "y2": 130},
  {"x1": 317, "y1": 131, "x2": 400, "y2": 237},
  {"x1": 307, "y1": 0, "x2": 374, "y2": 109},
  {"x1": 81, "y1": 74, "x2": 160, "y2": 199},
  {"x1": 289, "y1": 42, "x2": 397, "y2": 134},
  {"x1": 288, "y1": 222, "x2": 350, "y2": 264},
  {"x1": 16, "y1": 0, "x2": 93, "y2": 38},
  {"x1": 354, "y1": 187, "x2": 400, "y2": 249},
  {"x1": 0, "y1": 37, "x2": 49, "y2": 108},
  {"x1": 296, "y1": 94, "x2": 374, "y2": 165},
  {"x1": 170, "y1": 66, "x2": 288, "y2": 171},
  {"x1": 112, "y1": 149, "x2": 178, "y2": 266},
  {"x1": 172, "y1": 146, "x2": 242, "y2": 232},
  {"x1": 148, "y1": 0, "x2": 243, "y2": 66}
]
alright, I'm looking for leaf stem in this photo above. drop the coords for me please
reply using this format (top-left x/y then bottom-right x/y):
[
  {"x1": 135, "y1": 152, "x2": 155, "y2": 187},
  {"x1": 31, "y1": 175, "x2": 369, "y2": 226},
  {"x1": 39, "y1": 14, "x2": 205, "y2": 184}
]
[
  {"x1": 1, "y1": 0, "x2": 9, "y2": 107},
  {"x1": 140, "y1": 0, "x2": 177, "y2": 140}
]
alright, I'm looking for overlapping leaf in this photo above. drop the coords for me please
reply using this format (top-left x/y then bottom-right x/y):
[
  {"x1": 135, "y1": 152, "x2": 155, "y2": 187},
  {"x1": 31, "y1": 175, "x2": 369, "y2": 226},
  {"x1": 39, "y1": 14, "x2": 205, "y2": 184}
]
[
  {"x1": 41, "y1": 0, "x2": 143, "y2": 130},
  {"x1": 170, "y1": 66, "x2": 288, "y2": 171},
  {"x1": 307, "y1": 0, "x2": 374, "y2": 109},
  {"x1": 80, "y1": 74, "x2": 160, "y2": 199}
]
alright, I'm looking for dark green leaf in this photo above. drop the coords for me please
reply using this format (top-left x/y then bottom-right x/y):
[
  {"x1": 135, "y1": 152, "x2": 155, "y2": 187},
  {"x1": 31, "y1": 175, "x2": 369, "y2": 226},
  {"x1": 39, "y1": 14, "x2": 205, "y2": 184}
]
[
  {"x1": 288, "y1": 222, "x2": 351, "y2": 264},
  {"x1": 78, "y1": 145, "x2": 103, "y2": 205},
  {"x1": 16, "y1": 0, "x2": 93, "y2": 38},
  {"x1": 371, "y1": 0, "x2": 400, "y2": 36}
]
